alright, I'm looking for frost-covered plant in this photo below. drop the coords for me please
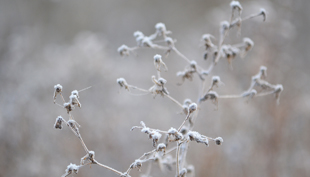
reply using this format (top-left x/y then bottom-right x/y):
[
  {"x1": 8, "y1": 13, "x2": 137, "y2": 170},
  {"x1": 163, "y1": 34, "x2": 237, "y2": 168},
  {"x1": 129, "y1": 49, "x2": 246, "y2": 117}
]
[{"x1": 53, "y1": 1, "x2": 283, "y2": 177}]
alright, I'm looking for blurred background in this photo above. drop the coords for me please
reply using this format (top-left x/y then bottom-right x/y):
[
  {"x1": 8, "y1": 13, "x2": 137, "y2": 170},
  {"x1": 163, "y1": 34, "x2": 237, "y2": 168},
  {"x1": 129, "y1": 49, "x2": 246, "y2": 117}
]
[{"x1": 0, "y1": 0, "x2": 309, "y2": 176}]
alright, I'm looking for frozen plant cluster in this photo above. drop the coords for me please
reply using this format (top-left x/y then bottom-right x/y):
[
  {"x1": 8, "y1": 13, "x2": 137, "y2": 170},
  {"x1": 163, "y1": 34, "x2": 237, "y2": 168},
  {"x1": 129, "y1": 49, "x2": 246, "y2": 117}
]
[{"x1": 53, "y1": 1, "x2": 282, "y2": 177}]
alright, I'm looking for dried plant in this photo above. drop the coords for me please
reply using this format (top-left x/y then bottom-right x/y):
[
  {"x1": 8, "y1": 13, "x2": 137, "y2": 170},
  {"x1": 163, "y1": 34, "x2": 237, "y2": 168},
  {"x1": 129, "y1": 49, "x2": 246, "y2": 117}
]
[{"x1": 53, "y1": 1, "x2": 283, "y2": 177}]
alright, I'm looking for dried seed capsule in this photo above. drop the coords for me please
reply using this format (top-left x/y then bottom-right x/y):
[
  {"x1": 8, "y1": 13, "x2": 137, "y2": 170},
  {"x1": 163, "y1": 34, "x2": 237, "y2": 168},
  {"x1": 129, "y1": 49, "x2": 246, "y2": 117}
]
[
  {"x1": 230, "y1": 1, "x2": 243, "y2": 12},
  {"x1": 188, "y1": 103, "x2": 197, "y2": 114},
  {"x1": 64, "y1": 102, "x2": 74, "y2": 114},
  {"x1": 259, "y1": 8, "x2": 267, "y2": 21},
  {"x1": 157, "y1": 143, "x2": 166, "y2": 153},
  {"x1": 53, "y1": 84, "x2": 63, "y2": 103},
  {"x1": 117, "y1": 45, "x2": 130, "y2": 56},
  {"x1": 214, "y1": 137, "x2": 224, "y2": 145},
  {"x1": 54, "y1": 116, "x2": 64, "y2": 129}
]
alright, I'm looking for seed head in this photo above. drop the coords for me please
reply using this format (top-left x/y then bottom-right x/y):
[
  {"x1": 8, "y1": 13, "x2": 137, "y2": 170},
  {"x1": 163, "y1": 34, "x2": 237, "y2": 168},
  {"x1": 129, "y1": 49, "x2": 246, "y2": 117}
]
[
  {"x1": 62, "y1": 163, "x2": 79, "y2": 177},
  {"x1": 69, "y1": 94, "x2": 81, "y2": 108},
  {"x1": 165, "y1": 37, "x2": 175, "y2": 46},
  {"x1": 117, "y1": 78, "x2": 129, "y2": 91},
  {"x1": 133, "y1": 31, "x2": 144, "y2": 38},
  {"x1": 64, "y1": 102, "x2": 74, "y2": 114},
  {"x1": 259, "y1": 8, "x2": 267, "y2": 21},
  {"x1": 230, "y1": 1, "x2": 243, "y2": 12},
  {"x1": 243, "y1": 37, "x2": 254, "y2": 51},
  {"x1": 214, "y1": 137, "x2": 224, "y2": 145},
  {"x1": 183, "y1": 99, "x2": 192, "y2": 106},
  {"x1": 154, "y1": 54, "x2": 162, "y2": 63},
  {"x1": 53, "y1": 84, "x2": 63, "y2": 103},
  {"x1": 54, "y1": 84, "x2": 63, "y2": 93},
  {"x1": 188, "y1": 103, "x2": 197, "y2": 113},
  {"x1": 71, "y1": 90, "x2": 79, "y2": 98},
  {"x1": 157, "y1": 143, "x2": 166, "y2": 153},
  {"x1": 221, "y1": 21, "x2": 230, "y2": 33},
  {"x1": 118, "y1": 45, "x2": 130, "y2": 56},
  {"x1": 190, "y1": 60, "x2": 197, "y2": 69},
  {"x1": 259, "y1": 66, "x2": 267, "y2": 79},
  {"x1": 54, "y1": 116, "x2": 64, "y2": 129},
  {"x1": 274, "y1": 84, "x2": 283, "y2": 104},
  {"x1": 157, "y1": 78, "x2": 167, "y2": 86},
  {"x1": 155, "y1": 22, "x2": 167, "y2": 36},
  {"x1": 179, "y1": 168, "x2": 187, "y2": 177}
]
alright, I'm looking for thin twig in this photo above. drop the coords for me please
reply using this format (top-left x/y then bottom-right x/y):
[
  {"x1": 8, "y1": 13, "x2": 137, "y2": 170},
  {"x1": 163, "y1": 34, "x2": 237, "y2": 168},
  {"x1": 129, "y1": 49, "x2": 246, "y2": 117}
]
[
  {"x1": 128, "y1": 85, "x2": 150, "y2": 93},
  {"x1": 178, "y1": 114, "x2": 190, "y2": 132},
  {"x1": 60, "y1": 93, "x2": 66, "y2": 103},
  {"x1": 176, "y1": 142, "x2": 181, "y2": 177},
  {"x1": 94, "y1": 160, "x2": 123, "y2": 176},
  {"x1": 79, "y1": 86, "x2": 92, "y2": 92},
  {"x1": 165, "y1": 94, "x2": 184, "y2": 109}
]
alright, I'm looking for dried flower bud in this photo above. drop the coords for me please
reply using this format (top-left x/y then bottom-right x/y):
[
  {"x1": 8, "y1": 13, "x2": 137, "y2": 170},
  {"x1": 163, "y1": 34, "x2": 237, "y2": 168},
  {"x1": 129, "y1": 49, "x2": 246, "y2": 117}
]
[
  {"x1": 133, "y1": 31, "x2": 144, "y2": 38},
  {"x1": 230, "y1": 46, "x2": 240, "y2": 57},
  {"x1": 183, "y1": 99, "x2": 192, "y2": 106},
  {"x1": 210, "y1": 76, "x2": 224, "y2": 89},
  {"x1": 157, "y1": 78, "x2": 167, "y2": 86},
  {"x1": 157, "y1": 143, "x2": 166, "y2": 153},
  {"x1": 54, "y1": 84, "x2": 63, "y2": 93},
  {"x1": 202, "y1": 34, "x2": 214, "y2": 43},
  {"x1": 274, "y1": 84, "x2": 283, "y2": 93},
  {"x1": 259, "y1": 66, "x2": 267, "y2": 79},
  {"x1": 187, "y1": 131, "x2": 208, "y2": 146},
  {"x1": 64, "y1": 102, "x2": 74, "y2": 114},
  {"x1": 168, "y1": 127, "x2": 178, "y2": 135},
  {"x1": 187, "y1": 131, "x2": 200, "y2": 141},
  {"x1": 130, "y1": 159, "x2": 143, "y2": 171},
  {"x1": 150, "y1": 76, "x2": 169, "y2": 97},
  {"x1": 187, "y1": 165, "x2": 195, "y2": 174},
  {"x1": 202, "y1": 34, "x2": 215, "y2": 49},
  {"x1": 81, "y1": 151, "x2": 95, "y2": 165},
  {"x1": 179, "y1": 168, "x2": 187, "y2": 177},
  {"x1": 155, "y1": 22, "x2": 167, "y2": 36},
  {"x1": 243, "y1": 37, "x2": 254, "y2": 51},
  {"x1": 165, "y1": 37, "x2": 175, "y2": 46},
  {"x1": 204, "y1": 51, "x2": 208, "y2": 60},
  {"x1": 54, "y1": 116, "x2": 64, "y2": 129},
  {"x1": 141, "y1": 127, "x2": 151, "y2": 134},
  {"x1": 230, "y1": 1, "x2": 243, "y2": 12},
  {"x1": 167, "y1": 127, "x2": 183, "y2": 141},
  {"x1": 154, "y1": 54, "x2": 162, "y2": 63},
  {"x1": 71, "y1": 90, "x2": 79, "y2": 98},
  {"x1": 180, "y1": 126, "x2": 189, "y2": 135},
  {"x1": 54, "y1": 84, "x2": 63, "y2": 103},
  {"x1": 221, "y1": 21, "x2": 230, "y2": 33},
  {"x1": 190, "y1": 60, "x2": 197, "y2": 69},
  {"x1": 69, "y1": 94, "x2": 81, "y2": 108},
  {"x1": 88, "y1": 151, "x2": 95, "y2": 159},
  {"x1": 118, "y1": 45, "x2": 130, "y2": 56},
  {"x1": 150, "y1": 131, "x2": 162, "y2": 147},
  {"x1": 67, "y1": 119, "x2": 80, "y2": 136},
  {"x1": 200, "y1": 91, "x2": 219, "y2": 102},
  {"x1": 62, "y1": 163, "x2": 79, "y2": 177},
  {"x1": 203, "y1": 138, "x2": 209, "y2": 146},
  {"x1": 214, "y1": 137, "x2": 223, "y2": 145},
  {"x1": 188, "y1": 103, "x2": 197, "y2": 114},
  {"x1": 274, "y1": 84, "x2": 283, "y2": 104},
  {"x1": 117, "y1": 78, "x2": 130, "y2": 91},
  {"x1": 259, "y1": 8, "x2": 267, "y2": 21},
  {"x1": 154, "y1": 54, "x2": 167, "y2": 71}
]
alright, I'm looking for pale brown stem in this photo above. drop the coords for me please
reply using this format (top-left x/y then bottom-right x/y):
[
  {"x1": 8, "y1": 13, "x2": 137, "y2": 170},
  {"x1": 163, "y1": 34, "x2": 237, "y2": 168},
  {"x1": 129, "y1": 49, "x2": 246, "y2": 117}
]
[{"x1": 94, "y1": 160, "x2": 123, "y2": 176}]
